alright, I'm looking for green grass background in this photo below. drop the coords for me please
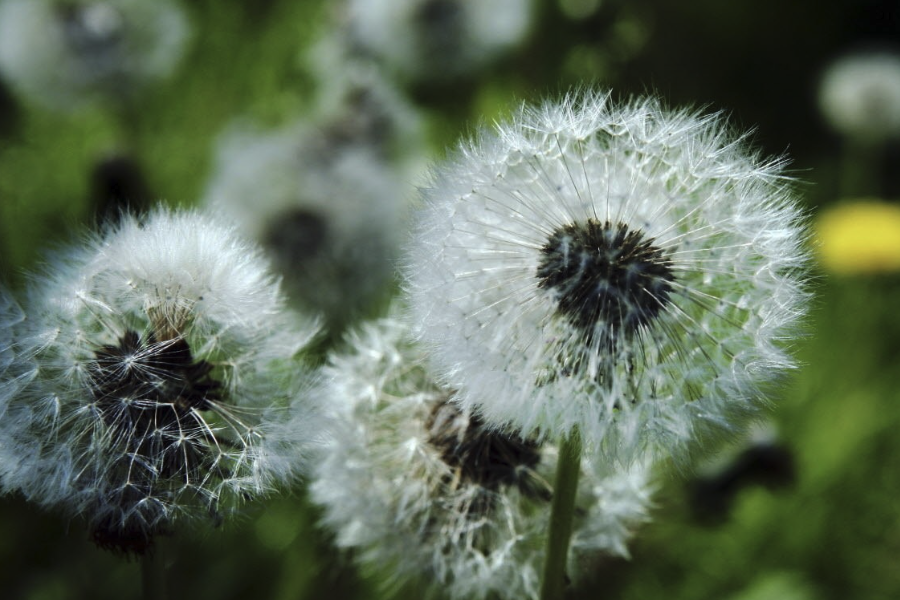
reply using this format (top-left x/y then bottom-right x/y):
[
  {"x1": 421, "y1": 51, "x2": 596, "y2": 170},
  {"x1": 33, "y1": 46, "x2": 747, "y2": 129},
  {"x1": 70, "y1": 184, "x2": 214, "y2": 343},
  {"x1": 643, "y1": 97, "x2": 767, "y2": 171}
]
[{"x1": 1, "y1": 0, "x2": 899, "y2": 598}]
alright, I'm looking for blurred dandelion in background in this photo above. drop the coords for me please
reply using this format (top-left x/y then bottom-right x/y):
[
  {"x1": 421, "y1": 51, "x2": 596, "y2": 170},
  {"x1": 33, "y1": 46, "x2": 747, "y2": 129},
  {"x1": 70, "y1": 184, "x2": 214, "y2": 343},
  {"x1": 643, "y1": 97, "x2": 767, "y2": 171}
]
[
  {"x1": 311, "y1": 314, "x2": 653, "y2": 600},
  {"x1": 202, "y1": 119, "x2": 411, "y2": 329},
  {"x1": 0, "y1": 209, "x2": 322, "y2": 554},
  {"x1": 202, "y1": 61, "x2": 425, "y2": 331},
  {"x1": 818, "y1": 50, "x2": 900, "y2": 144},
  {"x1": 687, "y1": 423, "x2": 796, "y2": 524},
  {"x1": 818, "y1": 50, "x2": 900, "y2": 197},
  {"x1": 405, "y1": 91, "x2": 810, "y2": 465},
  {"x1": 0, "y1": 0, "x2": 191, "y2": 112},
  {"x1": 304, "y1": 55, "x2": 428, "y2": 166},
  {"x1": 319, "y1": 0, "x2": 534, "y2": 87}
]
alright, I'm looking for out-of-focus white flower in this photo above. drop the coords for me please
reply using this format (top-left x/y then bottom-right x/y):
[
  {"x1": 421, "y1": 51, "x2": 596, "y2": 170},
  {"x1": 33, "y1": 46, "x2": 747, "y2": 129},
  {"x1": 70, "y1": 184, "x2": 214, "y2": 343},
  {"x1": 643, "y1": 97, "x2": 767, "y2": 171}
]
[
  {"x1": 307, "y1": 56, "x2": 427, "y2": 164},
  {"x1": 818, "y1": 50, "x2": 900, "y2": 142},
  {"x1": 333, "y1": 0, "x2": 534, "y2": 84},
  {"x1": 0, "y1": 209, "x2": 321, "y2": 554},
  {"x1": 202, "y1": 118, "x2": 411, "y2": 326},
  {"x1": 405, "y1": 91, "x2": 809, "y2": 465},
  {"x1": 311, "y1": 315, "x2": 653, "y2": 600},
  {"x1": 0, "y1": 0, "x2": 190, "y2": 111}
]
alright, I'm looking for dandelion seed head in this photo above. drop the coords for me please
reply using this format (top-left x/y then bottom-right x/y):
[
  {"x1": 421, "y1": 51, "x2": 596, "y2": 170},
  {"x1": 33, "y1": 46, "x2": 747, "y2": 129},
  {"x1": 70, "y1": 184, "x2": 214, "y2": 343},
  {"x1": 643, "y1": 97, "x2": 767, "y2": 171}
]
[
  {"x1": 0, "y1": 0, "x2": 190, "y2": 111},
  {"x1": 818, "y1": 50, "x2": 900, "y2": 142},
  {"x1": 304, "y1": 54, "x2": 427, "y2": 165},
  {"x1": 203, "y1": 120, "x2": 409, "y2": 325},
  {"x1": 405, "y1": 91, "x2": 809, "y2": 464},
  {"x1": 0, "y1": 209, "x2": 321, "y2": 554},
  {"x1": 335, "y1": 0, "x2": 534, "y2": 84},
  {"x1": 311, "y1": 315, "x2": 652, "y2": 600}
]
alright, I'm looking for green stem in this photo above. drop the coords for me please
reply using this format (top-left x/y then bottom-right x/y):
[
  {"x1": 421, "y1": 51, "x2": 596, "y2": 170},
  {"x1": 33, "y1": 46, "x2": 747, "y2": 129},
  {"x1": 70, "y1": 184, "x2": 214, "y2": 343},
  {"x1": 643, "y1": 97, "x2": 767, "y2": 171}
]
[
  {"x1": 540, "y1": 429, "x2": 583, "y2": 600},
  {"x1": 141, "y1": 539, "x2": 168, "y2": 600}
]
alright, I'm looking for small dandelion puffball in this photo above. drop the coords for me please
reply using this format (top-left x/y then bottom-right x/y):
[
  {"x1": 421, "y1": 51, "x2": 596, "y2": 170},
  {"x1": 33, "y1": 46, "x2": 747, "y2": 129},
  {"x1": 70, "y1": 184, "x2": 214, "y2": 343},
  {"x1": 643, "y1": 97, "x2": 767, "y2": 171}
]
[
  {"x1": 202, "y1": 120, "x2": 408, "y2": 325},
  {"x1": 405, "y1": 91, "x2": 809, "y2": 464},
  {"x1": 0, "y1": 0, "x2": 190, "y2": 111},
  {"x1": 338, "y1": 0, "x2": 534, "y2": 84},
  {"x1": 311, "y1": 316, "x2": 653, "y2": 600},
  {"x1": 818, "y1": 51, "x2": 900, "y2": 142},
  {"x1": 306, "y1": 56, "x2": 427, "y2": 164},
  {"x1": 0, "y1": 209, "x2": 322, "y2": 554}
]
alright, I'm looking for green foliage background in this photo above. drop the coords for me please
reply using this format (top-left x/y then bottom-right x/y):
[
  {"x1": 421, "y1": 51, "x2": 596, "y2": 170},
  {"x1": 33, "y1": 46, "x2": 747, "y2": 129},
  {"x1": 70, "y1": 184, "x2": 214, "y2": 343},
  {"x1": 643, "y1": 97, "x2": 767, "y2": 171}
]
[{"x1": 1, "y1": 0, "x2": 899, "y2": 598}]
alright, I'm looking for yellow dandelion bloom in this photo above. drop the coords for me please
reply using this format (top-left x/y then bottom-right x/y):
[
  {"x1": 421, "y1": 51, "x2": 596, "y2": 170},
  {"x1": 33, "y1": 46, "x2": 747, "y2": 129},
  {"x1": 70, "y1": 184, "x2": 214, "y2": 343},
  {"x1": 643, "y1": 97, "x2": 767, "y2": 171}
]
[{"x1": 816, "y1": 200, "x2": 900, "y2": 274}]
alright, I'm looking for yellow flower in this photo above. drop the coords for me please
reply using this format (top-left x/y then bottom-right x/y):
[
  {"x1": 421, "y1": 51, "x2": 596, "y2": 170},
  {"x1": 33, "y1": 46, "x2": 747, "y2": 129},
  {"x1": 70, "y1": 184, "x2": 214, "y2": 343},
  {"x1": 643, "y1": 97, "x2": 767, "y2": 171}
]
[{"x1": 816, "y1": 200, "x2": 900, "y2": 274}]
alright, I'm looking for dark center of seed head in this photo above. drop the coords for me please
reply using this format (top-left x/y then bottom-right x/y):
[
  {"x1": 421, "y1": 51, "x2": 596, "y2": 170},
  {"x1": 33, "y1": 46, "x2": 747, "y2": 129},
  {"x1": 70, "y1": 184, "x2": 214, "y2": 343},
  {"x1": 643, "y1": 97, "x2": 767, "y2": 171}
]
[
  {"x1": 536, "y1": 219, "x2": 675, "y2": 336},
  {"x1": 264, "y1": 208, "x2": 329, "y2": 265},
  {"x1": 87, "y1": 330, "x2": 222, "y2": 554},
  {"x1": 90, "y1": 330, "x2": 220, "y2": 414},
  {"x1": 426, "y1": 400, "x2": 543, "y2": 493}
]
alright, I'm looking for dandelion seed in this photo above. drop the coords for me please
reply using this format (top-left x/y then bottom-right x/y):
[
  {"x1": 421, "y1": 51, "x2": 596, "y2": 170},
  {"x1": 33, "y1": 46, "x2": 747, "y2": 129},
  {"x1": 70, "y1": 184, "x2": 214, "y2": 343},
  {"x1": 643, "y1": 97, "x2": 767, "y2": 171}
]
[
  {"x1": 0, "y1": 208, "x2": 321, "y2": 554},
  {"x1": 0, "y1": 0, "x2": 190, "y2": 111},
  {"x1": 405, "y1": 91, "x2": 809, "y2": 464},
  {"x1": 311, "y1": 315, "x2": 652, "y2": 600}
]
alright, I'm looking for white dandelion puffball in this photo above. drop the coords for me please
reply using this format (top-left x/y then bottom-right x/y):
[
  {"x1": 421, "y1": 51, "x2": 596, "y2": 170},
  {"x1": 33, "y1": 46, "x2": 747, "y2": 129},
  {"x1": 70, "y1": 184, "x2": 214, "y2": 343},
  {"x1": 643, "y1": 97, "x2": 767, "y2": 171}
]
[
  {"x1": 305, "y1": 55, "x2": 427, "y2": 163},
  {"x1": 818, "y1": 50, "x2": 900, "y2": 142},
  {"x1": 405, "y1": 91, "x2": 809, "y2": 464},
  {"x1": 341, "y1": 0, "x2": 534, "y2": 83},
  {"x1": 0, "y1": 209, "x2": 322, "y2": 554},
  {"x1": 0, "y1": 0, "x2": 190, "y2": 111},
  {"x1": 202, "y1": 120, "x2": 408, "y2": 325},
  {"x1": 311, "y1": 315, "x2": 653, "y2": 600}
]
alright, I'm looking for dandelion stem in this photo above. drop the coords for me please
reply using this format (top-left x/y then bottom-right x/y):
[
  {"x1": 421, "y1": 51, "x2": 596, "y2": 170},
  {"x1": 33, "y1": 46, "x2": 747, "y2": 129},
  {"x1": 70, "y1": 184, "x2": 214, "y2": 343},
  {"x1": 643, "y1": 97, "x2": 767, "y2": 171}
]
[
  {"x1": 141, "y1": 541, "x2": 168, "y2": 600},
  {"x1": 540, "y1": 428, "x2": 582, "y2": 600}
]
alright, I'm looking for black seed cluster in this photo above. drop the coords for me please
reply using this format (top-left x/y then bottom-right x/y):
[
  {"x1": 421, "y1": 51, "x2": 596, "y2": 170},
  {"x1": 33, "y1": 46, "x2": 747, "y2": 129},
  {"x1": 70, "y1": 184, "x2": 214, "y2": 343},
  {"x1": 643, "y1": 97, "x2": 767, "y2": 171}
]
[
  {"x1": 87, "y1": 329, "x2": 222, "y2": 554},
  {"x1": 91, "y1": 330, "x2": 219, "y2": 414},
  {"x1": 264, "y1": 208, "x2": 329, "y2": 265},
  {"x1": 426, "y1": 400, "x2": 543, "y2": 495},
  {"x1": 536, "y1": 219, "x2": 675, "y2": 336}
]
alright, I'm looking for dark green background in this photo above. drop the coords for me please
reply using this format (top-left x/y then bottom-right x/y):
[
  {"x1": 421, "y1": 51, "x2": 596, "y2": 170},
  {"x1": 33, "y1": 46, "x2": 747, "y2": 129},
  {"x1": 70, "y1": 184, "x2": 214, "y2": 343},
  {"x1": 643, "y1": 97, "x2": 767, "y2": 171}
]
[{"x1": 1, "y1": 0, "x2": 899, "y2": 598}]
